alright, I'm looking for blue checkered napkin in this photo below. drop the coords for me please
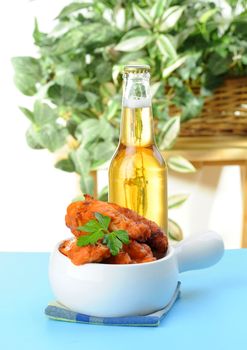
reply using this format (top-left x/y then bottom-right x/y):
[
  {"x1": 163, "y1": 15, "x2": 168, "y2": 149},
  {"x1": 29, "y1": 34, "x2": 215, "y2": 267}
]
[{"x1": 45, "y1": 282, "x2": 181, "y2": 327}]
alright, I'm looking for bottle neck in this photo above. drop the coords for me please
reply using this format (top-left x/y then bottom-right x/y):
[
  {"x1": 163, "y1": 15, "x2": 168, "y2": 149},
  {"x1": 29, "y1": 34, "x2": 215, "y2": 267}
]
[{"x1": 120, "y1": 73, "x2": 154, "y2": 147}]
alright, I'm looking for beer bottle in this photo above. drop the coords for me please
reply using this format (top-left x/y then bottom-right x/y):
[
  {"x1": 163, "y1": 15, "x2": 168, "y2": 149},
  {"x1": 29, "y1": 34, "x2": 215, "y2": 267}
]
[{"x1": 109, "y1": 65, "x2": 168, "y2": 232}]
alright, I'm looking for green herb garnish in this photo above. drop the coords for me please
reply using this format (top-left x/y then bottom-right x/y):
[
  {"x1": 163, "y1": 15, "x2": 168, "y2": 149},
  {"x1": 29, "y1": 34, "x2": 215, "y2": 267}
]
[{"x1": 77, "y1": 212, "x2": 130, "y2": 256}]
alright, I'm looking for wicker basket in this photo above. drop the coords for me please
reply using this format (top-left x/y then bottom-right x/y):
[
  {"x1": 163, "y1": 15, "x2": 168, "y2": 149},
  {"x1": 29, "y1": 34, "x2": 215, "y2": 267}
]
[{"x1": 169, "y1": 77, "x2": 247, "y2": 136}]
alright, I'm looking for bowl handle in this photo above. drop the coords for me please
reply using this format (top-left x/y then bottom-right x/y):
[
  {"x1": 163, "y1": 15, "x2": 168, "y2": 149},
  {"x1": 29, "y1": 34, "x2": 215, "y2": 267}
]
[{"x1": 174, "y1": 230, "x2": 224, "y2": 273}]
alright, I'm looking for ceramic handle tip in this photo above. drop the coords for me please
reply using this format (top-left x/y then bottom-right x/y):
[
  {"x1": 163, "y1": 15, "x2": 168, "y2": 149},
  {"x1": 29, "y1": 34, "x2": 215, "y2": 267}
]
[{"x1": 174, "y1": 230, "x2": 224, "y2": 273}]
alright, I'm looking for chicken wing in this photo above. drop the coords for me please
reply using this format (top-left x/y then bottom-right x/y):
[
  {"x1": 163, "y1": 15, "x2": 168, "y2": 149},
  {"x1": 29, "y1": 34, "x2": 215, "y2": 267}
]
[
  {"x1": 109, "y1": 203, "x2": 168, "y2": 256},
  {"x1": 104, "y1": 241, "x2": 156, "y2": 264},
  {"x1": 65, "y1": 195, "x2": 151, "y2": 241},
  {"x1": 64, "y1": 195, "x2": 168, "y2": 265},
  {"x1": 59, "y1": 238, "x2": 111, "y2": 265},
  {"x1": 123, "y1": 240, "x2": 156, "y2": 263},
  {"x1": 104, "y1": 252, "x2": 132, "y2": 264}
]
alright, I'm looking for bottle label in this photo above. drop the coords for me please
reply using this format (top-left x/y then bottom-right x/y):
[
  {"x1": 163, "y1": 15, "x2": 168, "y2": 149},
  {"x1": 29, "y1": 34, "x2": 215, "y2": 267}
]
[{"x1": 123, "y1": 97, "x2": 151, "y2": 109}]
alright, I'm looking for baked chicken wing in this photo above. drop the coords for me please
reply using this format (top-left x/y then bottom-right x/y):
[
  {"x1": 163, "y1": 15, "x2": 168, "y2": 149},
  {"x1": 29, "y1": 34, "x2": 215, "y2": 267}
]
[
  {"x1": 63, "y1": 195, "x2": 168, "y2": 265},
  {"x1": 104, "y1": 241, "x2": 156, "y2": 264},
  {"x1": 110, "y1": 204, "x2": 168, "y2": 256},
  {"x1": 65, "y1": 195, "x2": 152, "y2": 241},
  {"x1": 59, "y1": 238, "x2": 111, "y2": 265}
]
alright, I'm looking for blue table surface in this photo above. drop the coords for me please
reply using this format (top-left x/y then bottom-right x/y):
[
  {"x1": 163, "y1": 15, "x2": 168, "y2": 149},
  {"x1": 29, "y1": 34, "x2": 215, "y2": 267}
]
[{"x1": 0, "y1": 249, "x2": 247, "y2": 350}]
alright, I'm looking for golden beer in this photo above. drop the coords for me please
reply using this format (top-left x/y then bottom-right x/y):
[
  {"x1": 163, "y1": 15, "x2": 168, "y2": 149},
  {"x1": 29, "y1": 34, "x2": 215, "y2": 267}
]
[{"x1": 109, "y1": 65, "x2": 168, "y2": 232}]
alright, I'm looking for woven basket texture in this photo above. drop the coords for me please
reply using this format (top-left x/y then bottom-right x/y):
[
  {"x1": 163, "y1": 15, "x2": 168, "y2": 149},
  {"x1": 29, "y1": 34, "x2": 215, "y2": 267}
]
[{"x1": 169, "y1": 77, "x2": 247, "y2": 136}]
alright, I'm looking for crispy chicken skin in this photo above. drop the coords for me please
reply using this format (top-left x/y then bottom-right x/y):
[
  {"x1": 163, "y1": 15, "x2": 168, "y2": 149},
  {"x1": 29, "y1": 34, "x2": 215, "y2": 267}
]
[
  {"x1": 65, "y1": 195, "x2": 152, "y2": 241},
  {"x1": 104, "y1": 241, "x2": 156, "y2": 264},
  {"x1": 104, "y1": 252, "x2": 132, "y2": 264},
  {"x1": 63, "y1": 195, "x2": 168, "y2": 265},
  {"x1": 110, "y1": 204, "x2": 168, "y2": 255},
  {"x1": 60, "y1": 239, "x2": 156, "y2": 265},
  {"x1": 123, "y1": 241, "x2": 156, "y2": 263},
  {"x1": 59, "y1": 239, "x2": 111, "y2": 265}
]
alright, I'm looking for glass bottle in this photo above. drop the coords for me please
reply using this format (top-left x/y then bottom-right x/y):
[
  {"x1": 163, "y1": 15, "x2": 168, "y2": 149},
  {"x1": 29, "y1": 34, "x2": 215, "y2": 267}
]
[{"x1": 108, "y1": 65, "x2": 168, "y2": 232}]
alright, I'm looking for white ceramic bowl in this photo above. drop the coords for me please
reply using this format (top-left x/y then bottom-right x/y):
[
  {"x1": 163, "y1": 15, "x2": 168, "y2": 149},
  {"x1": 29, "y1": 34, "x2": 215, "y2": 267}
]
[{"x1": 49, "y1": 231, "x2": 224, "y2": 317}]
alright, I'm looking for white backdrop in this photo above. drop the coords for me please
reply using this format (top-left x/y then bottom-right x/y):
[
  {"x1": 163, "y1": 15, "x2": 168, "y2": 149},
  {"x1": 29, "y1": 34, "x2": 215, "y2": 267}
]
[{"x1": 0, "y1": 0, "x2": 242, "y2": 251}]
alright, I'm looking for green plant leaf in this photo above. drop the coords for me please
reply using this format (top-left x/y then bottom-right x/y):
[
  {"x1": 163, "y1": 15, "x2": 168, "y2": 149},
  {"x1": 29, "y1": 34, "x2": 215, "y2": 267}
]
[
  {"x1": 133, "y1": 4, "x2": 152, "y2": 29},
  {"x1": 25, "y1": 125, "x2": 44, "y2": 149},
  {"x1": 51, "y1": 23, "x2": 117, "y2": 55},
  {"x1": 92, "y1": 141, "x2": 116, "y2": 167},
  {"x1": 33, "y1": 101, "x2": 57, "y2": 126},
  {"x1": 55, "y1": 158, "x2": 75, "y2": 172},
  {"x1": 159, "y1": 6, "x2": 185, "y2": 32},
  {"x1": 168, "y1": 156, "x2": 196, "y2": 173},
  {"x1": 98, "y1": 186, "x2": 108, "y2": 202},
  {"x1": 99, "y1": 118, "x2": 115, "y2": 140},
  {"x1": 77, "y1": 229, "x2": 104, "y2": 246},
  {"x1": 181, "y1": 95, "x2": 204, "y2": 122},
  {"x1": 168, "y1": 219, "x2": 183, "y2": 241},
  {"x1": 100, "y1": 83, "x2": 116, "y2": 98},
  {"x1": 51, "y1": 28, "x2": 84, "y2": 55},
  {"x1": 19, "y1": 107, "x2": 35, "y2": 123},
  {"x1": 80, "y1": 174, "x2": 94, "y2": 195},
  {"x1": 159, "y1": 117, "x2": 180, "y2": 150},
  {"x1": 47, "y1": 84, "x2": 78, "y2": 106},
  {"x1": 33, "y1": 18, "x2": 48, "y2": 46},
  {"x1": 104, "y1": 229, "x2": 130, "y2": 256},
  {"x1": 11, "y1": 57, "x2": 42, "y2": 96},
  {"x1": 13, "y1": 74, "x2": 37, "y2": 96},
  {"x1": 168, "y1": 194, "x2": 189, "y2": 209},
  {"x1": 72, "y1": 195, "x2": 84, "y2": 203},
  {"x1": 121, "y1": 28, "x2": 150, "y2": 40},
  {"x1": 199, "y1": 8, "x2": 218, "y2": 24},
  {"x1": 104, "y1": 233, "x2": 122, "y2": 256},
  {"x1": 84, "y1": 91, "x2": 99, "y2": 108},
  {"x1": 56, "y1": 2, "x2": 92, "y2": 19},
  {"x1": 114, "y1": 7, "x2": 126, "y2": 31},
  {"x1": 38, "y1": 124, "x2": 67, "y2": 152},
  {"x1": 151, "y1": 0, "x2": 168, "y2": 21},
  {"x1": 76, "y1": 212, "x2": 130, "y2": 255},
  {"x1": 94, "y1": 212, "x2": 111, "y2": 230},
  {"x1": 119, "y1": 51, "x2": 147, "y2": 64},
  {"x1": 157, "y1": 35, "x2": 177, "y2": 60},
  {"x1": 114, "y1": 230, "x2": 130, "y2": 244},
  {"x1": 150, "y1": 82, "x2": 162, "y2": 98},
  {"x1": 55, "y1": 69, "x2": 77, "y2": 89},
  {"x1": 70, "y1": 145, "x2": 90, "y2": 175},
  {"x1": 115, "y1": 35, "x2": 150, "y2": 52},
  {"x1": 112, "y1": 65, "x2": 122, "y2": 84},
  {"x1": 47, "y1": 21, "x2": 78, "y2": 40},
  {"x1": 162, "y1": 56, "x2": 187, "y2": 78},
  {"x1": 11, "y1": 56, "x2": 42, "y2": 80},
  {"x1": 96, "y1": 62, "x2": 113, "y2": 83},
  {"x1": 77, "y1": 219, "x2": 102, "y2": 233},
  {"x1": 208, "y1": 53, "x2": 232, "y2": 76},
  {"x1": 75, "y1": 119, "x2": 100, "y2": 145},
  {"x1": 102, "y1": 99, "x2": 120, "y2": 121}
]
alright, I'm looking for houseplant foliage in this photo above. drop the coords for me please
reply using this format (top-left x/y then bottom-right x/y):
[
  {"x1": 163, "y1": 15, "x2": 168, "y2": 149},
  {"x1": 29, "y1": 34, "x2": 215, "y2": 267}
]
[{"x1": 12, "y1": 0, "x2": 247, "y2": 197}]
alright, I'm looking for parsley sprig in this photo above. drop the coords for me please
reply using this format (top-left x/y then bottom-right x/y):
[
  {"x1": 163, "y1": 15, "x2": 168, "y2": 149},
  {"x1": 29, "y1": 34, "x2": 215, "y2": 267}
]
[{"x1": 76, "y1": 212, "x2": 130, "y2": 256}]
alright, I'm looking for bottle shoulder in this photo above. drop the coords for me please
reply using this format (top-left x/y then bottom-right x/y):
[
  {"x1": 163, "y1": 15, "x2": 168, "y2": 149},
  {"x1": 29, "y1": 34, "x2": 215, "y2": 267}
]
[
  {"x1": 152, "y1": 144, "x2": 167, "y2": 165},
  {"x1": 109, "y1": 143, "x2": 167, "y2": 169}
]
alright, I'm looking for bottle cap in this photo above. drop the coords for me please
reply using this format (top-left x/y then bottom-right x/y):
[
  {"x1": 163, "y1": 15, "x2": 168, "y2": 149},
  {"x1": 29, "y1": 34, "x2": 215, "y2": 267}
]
[{"x1": 123, "y1": 65, "x2": 150, "y2": 74}]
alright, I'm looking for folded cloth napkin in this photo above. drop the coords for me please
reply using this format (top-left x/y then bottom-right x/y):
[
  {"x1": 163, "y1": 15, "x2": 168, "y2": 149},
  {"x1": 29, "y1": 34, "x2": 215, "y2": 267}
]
[{"x1": 45, "y1": 281, "x2": 181, "y2": 327}]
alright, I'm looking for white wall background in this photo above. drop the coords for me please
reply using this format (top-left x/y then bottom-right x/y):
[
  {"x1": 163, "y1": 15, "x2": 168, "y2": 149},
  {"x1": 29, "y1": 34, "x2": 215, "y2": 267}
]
[{"x1": 0, "y1": 0, "x2": 243, "y2": 252}]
